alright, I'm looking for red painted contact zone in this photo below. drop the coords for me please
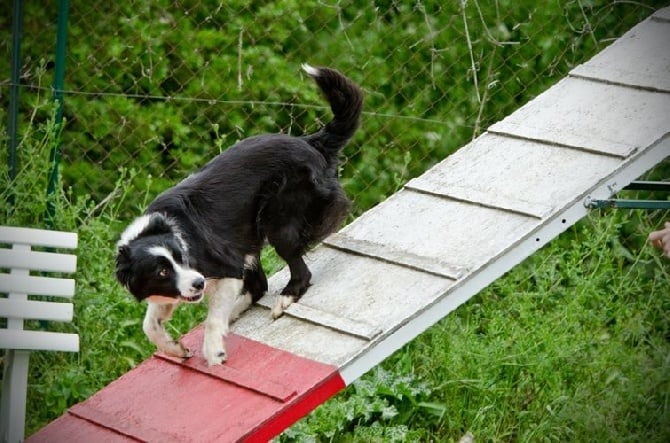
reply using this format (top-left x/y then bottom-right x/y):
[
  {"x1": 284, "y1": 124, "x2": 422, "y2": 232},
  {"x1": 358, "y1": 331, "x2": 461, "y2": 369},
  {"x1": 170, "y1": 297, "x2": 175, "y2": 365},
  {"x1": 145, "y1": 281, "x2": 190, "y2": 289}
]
[{"x1": 28, "y1": 327, "x2": 345, "y2": 442}]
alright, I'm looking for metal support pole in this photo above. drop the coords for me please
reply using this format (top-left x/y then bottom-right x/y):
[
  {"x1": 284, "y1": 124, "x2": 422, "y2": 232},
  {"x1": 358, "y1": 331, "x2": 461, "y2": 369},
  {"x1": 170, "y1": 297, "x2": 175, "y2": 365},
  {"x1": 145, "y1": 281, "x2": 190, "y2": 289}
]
[
  {"x1": 585, "y1": 198, "x2": 670, "y2": 210},
  {"x1": 623, "y1": 181, "x2": 670, "y2": 192},
  {"x1": 585, "y1": 181, "x2": 670, "y2": 210},
  {"x1": 7, "y1": 0, "x2": 24, "y2": 209},
  {"x1": 46, "y1": 0, "x2": 70, "y2": 225}
]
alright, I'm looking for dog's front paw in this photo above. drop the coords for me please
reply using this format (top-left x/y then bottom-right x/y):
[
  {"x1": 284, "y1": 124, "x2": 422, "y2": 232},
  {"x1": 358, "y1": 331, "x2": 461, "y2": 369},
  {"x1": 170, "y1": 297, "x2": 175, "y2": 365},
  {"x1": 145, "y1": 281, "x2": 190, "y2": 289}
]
[
  {"x1": 202, "y1": 335, "x2": 227, "y2": 366},
  {"x1": 271, "y1": 295, "x2": 296, "y2": 319},
  {"x1": 161, "y1": 340, "x2": 192, "y2": 359}
]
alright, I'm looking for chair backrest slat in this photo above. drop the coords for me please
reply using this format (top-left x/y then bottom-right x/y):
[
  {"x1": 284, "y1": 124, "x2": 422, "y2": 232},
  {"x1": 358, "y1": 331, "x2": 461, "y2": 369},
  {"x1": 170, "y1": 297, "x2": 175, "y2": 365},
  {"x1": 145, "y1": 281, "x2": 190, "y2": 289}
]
[
  {"x1": 0, "y1": 226, "x2": 78, "y2": 249},
  {"x1": 0, "y1": 299, "x2": 74, "y2": 322},
  {"x1": 0, "y1": 329, "x2": 80, "y2": 352},
  {"x1": 0, "y1": 274, "x2": 76, "y2": 298},
  {"x1": 0, "y1": 249, "x2": 77, "y2": 273}
]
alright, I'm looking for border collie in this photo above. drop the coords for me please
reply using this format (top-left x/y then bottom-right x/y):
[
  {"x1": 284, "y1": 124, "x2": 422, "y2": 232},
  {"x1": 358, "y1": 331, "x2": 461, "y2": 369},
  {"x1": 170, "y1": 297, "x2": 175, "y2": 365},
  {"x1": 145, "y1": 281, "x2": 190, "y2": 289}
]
[{"x1": 115, "y1": 65, "x2": 363, "y2": 366}]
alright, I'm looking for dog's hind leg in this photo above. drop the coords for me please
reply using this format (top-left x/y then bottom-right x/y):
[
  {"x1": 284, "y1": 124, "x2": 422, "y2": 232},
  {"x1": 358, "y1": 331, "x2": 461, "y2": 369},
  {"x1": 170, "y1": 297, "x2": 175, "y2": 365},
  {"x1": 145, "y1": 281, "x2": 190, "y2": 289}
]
[
  {"x1": 202, "y1": 278, "x2": 244, "y2": 366},
  {"x1": 281, "y1": 256, "x2": 312, "y2": 297},
  {"x1": 272, "y1": 255, "x2": 312, "y2": 319},
  {"x1": 143, "y1": 302, "x2": 192, "y2": 358},
  {"x1": 266, "y1": 222, "x2": 315, "y2": 318}
]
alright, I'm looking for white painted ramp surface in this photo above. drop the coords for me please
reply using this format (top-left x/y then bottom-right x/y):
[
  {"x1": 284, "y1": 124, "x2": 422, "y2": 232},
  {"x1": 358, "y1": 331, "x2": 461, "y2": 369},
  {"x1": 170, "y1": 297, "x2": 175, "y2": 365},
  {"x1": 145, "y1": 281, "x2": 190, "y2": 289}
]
[
  {"x1": 488, "y1": 78, "x2": 669, "y2": 157},
  {"x1": 571, "y1": 12, "x2": 670, "y2": 92},
  {"x1": 407, "y1": 135, "x2": 622, "y2": 218},
  {"x1": 233, "y1": 7, "x2": 670, "y2": 384}
]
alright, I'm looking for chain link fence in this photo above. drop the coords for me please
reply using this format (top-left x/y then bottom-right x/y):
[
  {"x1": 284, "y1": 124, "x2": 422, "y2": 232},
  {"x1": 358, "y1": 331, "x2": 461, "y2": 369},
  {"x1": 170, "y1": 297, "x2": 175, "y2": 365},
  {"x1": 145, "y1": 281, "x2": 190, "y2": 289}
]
[{"x1": 1, "y1": 1, "x2": 666, "y2": 219}]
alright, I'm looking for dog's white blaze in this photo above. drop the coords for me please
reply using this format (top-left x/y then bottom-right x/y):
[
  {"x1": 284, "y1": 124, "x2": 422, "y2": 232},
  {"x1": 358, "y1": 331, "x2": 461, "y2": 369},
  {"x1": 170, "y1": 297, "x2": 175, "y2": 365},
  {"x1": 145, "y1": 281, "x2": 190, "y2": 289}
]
[
  {"x1": 117, "y1": 214, "x2": 153, "y2": 247},
  {"x1": 148, "y1": 246, "x2": 204, "y2": 297},
  {"x1": 166, "y1": 223, "x2": 190, "y2": 262},
  {"x1": 301, "y1": 63, "x2": 320, "y2": 77},
  {"x1": 118, "y1": 213, "x2": 190, "y2": 261}
]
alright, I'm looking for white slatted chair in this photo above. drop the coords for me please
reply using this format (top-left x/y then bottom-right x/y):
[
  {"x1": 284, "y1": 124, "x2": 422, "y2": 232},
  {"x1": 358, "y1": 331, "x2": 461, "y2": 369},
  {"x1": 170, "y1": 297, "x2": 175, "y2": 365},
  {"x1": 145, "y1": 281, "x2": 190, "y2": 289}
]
[{"x1": 0, "y1": 226, "x2": 79, "y2": 443}]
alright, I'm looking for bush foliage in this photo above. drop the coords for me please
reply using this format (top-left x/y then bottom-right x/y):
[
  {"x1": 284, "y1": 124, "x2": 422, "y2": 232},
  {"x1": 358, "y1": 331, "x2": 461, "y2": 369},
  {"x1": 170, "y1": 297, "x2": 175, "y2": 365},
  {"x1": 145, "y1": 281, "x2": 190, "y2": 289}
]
[{"x1": 2, "y1": 1, "x2": 665, "y2": 214}]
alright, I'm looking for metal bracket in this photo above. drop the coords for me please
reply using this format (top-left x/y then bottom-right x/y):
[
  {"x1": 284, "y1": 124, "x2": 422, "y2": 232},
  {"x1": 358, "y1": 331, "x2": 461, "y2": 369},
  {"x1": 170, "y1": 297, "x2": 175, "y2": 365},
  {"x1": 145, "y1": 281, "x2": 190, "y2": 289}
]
[{"x1": 585, "y1": 181, "x2": 670, "y2": 210}]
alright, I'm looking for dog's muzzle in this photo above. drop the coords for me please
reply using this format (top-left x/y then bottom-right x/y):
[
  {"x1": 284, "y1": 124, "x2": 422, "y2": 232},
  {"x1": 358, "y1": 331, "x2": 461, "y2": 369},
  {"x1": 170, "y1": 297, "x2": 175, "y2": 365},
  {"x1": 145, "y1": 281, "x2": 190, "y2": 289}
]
[{"x1": 180, "y1": 276, "x2": 206, "y2": 303}]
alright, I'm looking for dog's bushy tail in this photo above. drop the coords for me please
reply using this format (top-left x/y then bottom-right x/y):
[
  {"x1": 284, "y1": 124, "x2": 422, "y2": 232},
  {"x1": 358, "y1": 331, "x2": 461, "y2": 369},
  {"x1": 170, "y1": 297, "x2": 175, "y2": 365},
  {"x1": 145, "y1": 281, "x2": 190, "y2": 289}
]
[{"x1": 301, "y1": 64, "x2": 363, "y2": 162}]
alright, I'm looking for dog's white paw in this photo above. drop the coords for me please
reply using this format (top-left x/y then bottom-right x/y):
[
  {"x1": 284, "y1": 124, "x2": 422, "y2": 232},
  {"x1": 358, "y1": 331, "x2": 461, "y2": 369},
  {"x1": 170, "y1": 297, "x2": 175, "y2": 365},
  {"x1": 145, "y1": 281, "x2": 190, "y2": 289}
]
[
  {"x1": 202, "y1": 335, "x2": 227, "y2": 366},
  {"x1": 161, "y1": 340, "x2": 192, "y2": 359},
  {"x1": 271, "y1": 295, "x2": 296, "y2": 319}
]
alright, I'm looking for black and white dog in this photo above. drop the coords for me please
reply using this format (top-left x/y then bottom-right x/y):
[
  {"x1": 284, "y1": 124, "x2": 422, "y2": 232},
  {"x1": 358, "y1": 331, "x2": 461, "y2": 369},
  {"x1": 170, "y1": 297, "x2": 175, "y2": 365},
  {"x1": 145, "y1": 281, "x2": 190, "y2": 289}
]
[{"x1": 115, "y1": 65, "x2": 363, "y2": 366}]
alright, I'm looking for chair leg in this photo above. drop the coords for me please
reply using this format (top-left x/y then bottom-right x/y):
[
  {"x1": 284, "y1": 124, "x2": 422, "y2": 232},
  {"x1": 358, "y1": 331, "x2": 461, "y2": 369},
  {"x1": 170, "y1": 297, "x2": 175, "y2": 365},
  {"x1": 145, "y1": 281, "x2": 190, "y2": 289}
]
[{"x1": 1, "y1": 350, "x2": 30, "y2": 443}]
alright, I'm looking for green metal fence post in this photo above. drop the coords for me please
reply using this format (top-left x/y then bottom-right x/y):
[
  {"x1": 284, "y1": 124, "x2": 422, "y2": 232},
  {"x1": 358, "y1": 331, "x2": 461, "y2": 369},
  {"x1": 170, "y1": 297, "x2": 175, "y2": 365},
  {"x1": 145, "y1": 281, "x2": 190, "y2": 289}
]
[
  {"x1": 46, "y1": 0, "x2": 71, "y2": 226},
  {"x1": 7, "y1": 0, "x2": 24, "y2": 210}
]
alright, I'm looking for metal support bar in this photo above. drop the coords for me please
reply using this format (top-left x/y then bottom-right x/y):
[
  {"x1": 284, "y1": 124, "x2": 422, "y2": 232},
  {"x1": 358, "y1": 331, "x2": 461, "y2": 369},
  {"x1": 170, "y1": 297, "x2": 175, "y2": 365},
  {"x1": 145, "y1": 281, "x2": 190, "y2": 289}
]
[
  {"x1": 586, "y1": 180, "x2": 669, "y2": 210},
  {"x1": 46, "y1": 0, "x2": 71, "y2": 225},
  {"x1": 6, "y1": 0, "x2": 24, "y2": 210},
  {"x1": 623, "y1": 181, "x2": 670, "y2": 192},
  {"x1": 585, "y1": 198, "x2": 670, "y2": 210}
]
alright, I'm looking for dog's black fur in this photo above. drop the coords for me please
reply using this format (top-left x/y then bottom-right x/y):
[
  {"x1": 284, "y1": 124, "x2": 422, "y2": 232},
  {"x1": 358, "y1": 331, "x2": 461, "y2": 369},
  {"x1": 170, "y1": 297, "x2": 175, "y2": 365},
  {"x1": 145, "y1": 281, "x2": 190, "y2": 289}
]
[{"x1": 116, "y1": 64, "x2": 362, "y2": 316}]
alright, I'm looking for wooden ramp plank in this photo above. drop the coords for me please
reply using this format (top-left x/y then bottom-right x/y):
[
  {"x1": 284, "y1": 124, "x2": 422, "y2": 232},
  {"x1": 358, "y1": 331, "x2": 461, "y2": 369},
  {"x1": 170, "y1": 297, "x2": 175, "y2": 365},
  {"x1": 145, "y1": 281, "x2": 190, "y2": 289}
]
[
  {"x1": 489, "y1": 77, "x2": 670, "y2": 157},
  {"x1": 232, "y1": 306, "x2": 368, "y2": 367},
  {"x1": 257, "y1": 294, "x2": 382, "y2": 341},
  {"x1": 324, "y1": 233, "x2": 467, "y2": 279},
  {"x1": 571, "y1": 8, "x2": 670, "y2": 91},
  {"x1": 655, "y1": 6, "x2": 670, "y2": 21},
  {"x1": 27, "y1": 332, "x2": 345, "y2": 443},
  {"x1": 155, "y1": 328, "x2": 298, "y2": 402},
  {"x1": 336, "y1": 190, "x2": 540, "y2": 271},
  {"x1": 407, "y1": 133, "x2": 622, "y2": 219},
  {"x1": 26, "y1": 414, "x2": 138, "y2": 443},
  {"x1": 254, "y1": 246, "x2": 454, "y2": 347}
]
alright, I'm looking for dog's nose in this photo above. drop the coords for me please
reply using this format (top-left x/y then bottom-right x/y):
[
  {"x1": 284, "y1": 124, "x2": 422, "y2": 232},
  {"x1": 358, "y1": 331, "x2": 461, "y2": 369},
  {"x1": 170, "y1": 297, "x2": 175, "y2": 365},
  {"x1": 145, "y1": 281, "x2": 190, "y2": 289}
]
[{"x1": 192, "y1": 277, "x2": 205, "y2": 291}]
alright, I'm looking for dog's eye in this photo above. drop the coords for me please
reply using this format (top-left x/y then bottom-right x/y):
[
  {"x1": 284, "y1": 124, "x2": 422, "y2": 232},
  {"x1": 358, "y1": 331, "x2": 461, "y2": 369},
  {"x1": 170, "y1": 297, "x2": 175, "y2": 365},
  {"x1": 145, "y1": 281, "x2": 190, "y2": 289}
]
[{"x1": 158, "y1": 268, "x2": 170, "y2": 278}]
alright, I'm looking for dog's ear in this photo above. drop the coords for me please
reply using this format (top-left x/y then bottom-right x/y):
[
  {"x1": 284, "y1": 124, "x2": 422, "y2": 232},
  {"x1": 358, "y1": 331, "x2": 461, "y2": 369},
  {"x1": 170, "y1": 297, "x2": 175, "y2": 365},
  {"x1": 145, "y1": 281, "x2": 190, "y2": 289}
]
[{"x1": 115, "y1": 245, "x2": 133, "y2": 290}]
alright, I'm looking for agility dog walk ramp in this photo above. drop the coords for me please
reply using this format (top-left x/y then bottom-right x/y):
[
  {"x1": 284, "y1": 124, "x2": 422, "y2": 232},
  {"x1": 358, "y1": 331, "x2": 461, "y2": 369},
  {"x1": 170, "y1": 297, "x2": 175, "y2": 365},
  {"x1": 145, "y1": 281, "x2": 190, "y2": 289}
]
[{"x1": 29, "y1": 8, "x2": 670, "y2": 442}]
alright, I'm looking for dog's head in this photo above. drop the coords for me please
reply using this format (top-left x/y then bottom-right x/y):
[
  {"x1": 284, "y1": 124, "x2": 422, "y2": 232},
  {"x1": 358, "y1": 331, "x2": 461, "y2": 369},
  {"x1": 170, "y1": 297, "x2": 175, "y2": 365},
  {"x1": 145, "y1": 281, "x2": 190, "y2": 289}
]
[{"x1": 115, "y1": 213, "x2": 206, "y2": 304}]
